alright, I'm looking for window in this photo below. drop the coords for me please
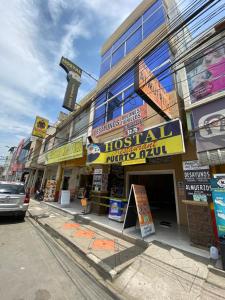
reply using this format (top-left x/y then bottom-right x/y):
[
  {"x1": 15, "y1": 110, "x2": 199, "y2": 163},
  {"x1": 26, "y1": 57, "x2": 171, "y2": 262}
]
[
  {"x1": 143, "y1": 7, "x2": 165, "y2": 40},
  {"x1": 93, "y1": 105, "x2": 106, "y2": 128},
  {"x1": 99, "y1": 1, "x2": 166, "y2": 77},
  {"x1": 154, "y1": 63, "x2": 174, "y2": 92},
  {"x1": 111, "y1": 44, "x2": 125, "y2": 67},
  {"x1": 0, "y1": 183, "x2": 25, "y2": 195},
  {"x1": 143, "y1": 0, "x2": 162, "y2": 21},
  {"x1": 126, "y1": 27, "x2": 142, "y2": 54},
  {"x1": 107, "y1": 94, "x2": 122, "y2": 121},
  {"x1": 95, "y1": 92, "x2": 107, "y2": 107},
  {"x1": 124, "y1": 87, "x2": 143, "y2": 114},
  {"x1": 100, "y1": 57, "x2": 111, "y2": 77}
]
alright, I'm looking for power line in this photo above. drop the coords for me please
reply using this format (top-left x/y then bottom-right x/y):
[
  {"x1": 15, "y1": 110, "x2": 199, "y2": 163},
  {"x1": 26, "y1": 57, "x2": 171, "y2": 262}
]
[{"x1": 21, "y1": 0, "x2": 223, "y2": 163}]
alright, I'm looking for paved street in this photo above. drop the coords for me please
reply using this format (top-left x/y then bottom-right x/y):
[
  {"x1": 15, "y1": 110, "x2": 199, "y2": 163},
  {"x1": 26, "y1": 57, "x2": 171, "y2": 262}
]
[{"x1": 0, "y1": 216, "x2": 117, "y2": 300}]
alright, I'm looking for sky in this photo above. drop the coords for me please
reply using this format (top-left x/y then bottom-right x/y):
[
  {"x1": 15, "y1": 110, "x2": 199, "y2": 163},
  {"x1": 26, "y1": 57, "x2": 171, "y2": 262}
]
[
  {"x1": 0, "y1": 0, "x2": 142, "y2": 159},
  {"x1": 0, "y1": 0, "x2": 224, "y2": 161}
]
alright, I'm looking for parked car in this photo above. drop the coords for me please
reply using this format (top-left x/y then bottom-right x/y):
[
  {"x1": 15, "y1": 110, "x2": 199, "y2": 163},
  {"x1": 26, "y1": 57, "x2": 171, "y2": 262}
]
[{"x1": 0, "y1": 181, "x2": 30, "y2": 220}]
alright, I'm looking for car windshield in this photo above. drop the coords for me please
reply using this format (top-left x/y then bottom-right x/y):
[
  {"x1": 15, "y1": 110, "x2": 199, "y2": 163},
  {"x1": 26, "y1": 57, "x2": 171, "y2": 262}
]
[{"x1": 0, "y1": 184, "x2": 25, "y2": 195}]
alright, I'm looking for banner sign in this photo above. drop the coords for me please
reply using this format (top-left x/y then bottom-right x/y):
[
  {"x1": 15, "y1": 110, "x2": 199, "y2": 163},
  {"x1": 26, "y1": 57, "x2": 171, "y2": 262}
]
[
  {"x1": 92, "y1": 104, "x2": 147, "y2": 138},
  {"x1": 183, "y1": 160, "x2": 211, "y2": 202},
  {"x1": 46, "y1": 138, "x2": 83, "y2": 165},
  {"x1": 123, "y1": 184, "x2": 155, "y2": 238},
  {"x1": 186, "y1": 39, "x2": 225, "y2": 103},
  {"x1": 211, "y1": 176, "x2": 225, "y2": 239},
  {"x1": 135, "y1": 60, "x2": 172, "y2": 120},
  {"x1": 87, "y1": 119, "x2": 185, "y2": 164},
  {"x1": 32, "y1": 116, "x2": 49, "y2": 139},
  {"x1": 60, "y1": 56, "x2": 82, "y2": 112},
  {"x1": 192, "y1": 97, "x2": 225, "y2": 153}
]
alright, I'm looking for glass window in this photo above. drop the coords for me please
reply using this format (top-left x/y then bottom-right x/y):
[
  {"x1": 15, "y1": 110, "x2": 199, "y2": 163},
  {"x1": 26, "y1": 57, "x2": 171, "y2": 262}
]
[
  {"x1": 99, "y1": 57, "x2": 111, "y2": 77},
  {"x1": 112, "y1": 17, "x2": 142, "y2": 51},
  {"x1": 101, "y1": 47, "x2": 112, "y2": 62},
  {"x1": 143, "y1": 7, "x2": 165, "y2": 40},
  {"x1": 111, "y1": 44, "x2": 125, "y2": 67},
  {"x1": 144, "y1": 41, "x2": 170, "y2": 72},
  {"x1": 126, "y1": 27, "x2": 142, "y2": 54},
  {"x1": 143, "y1": 0, "x2": 162, "y2": 21},
  {"x1": 93, "y1": 105, "x2": 106, "y2": 128},
  {"x1": 154, "y1": 63, "x2": 174, "y2": 92},
  {"x1": 126, "y1": 17, "x2": 142, "y2": 38},
  {"x1": 95, "y1": 92, "x2": 107, "y2": 107},
  {"x1": 0, "y1": 183, "x2": 25, "y2": 195},
  {"x1": 107, "y1": 94, "x2": 122, "y2": 121},
  {"x1": 123, "y1": 87, "x2": 143, "y2": 114}
]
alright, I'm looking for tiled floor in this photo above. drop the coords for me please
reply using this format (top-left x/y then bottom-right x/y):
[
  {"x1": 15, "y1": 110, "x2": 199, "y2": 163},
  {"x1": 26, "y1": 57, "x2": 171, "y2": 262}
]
[{"x1": 45, "y1": 200, "x2": 210, "y2": 259}]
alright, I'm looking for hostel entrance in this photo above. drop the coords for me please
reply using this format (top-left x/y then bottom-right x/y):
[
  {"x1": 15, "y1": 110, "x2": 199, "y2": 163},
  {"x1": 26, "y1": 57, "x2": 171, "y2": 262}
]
[{"x1": 128, "y1": 171, "x2": 178, "y2": 226}]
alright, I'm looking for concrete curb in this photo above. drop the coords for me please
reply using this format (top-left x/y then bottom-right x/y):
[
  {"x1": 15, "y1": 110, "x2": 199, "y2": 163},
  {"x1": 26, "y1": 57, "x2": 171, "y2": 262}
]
[
  {"x1": 208, "y1": 264, "x2": 225, "y2": 277},
  {"x1": 27, "y1": 214, "x2": 124, "y2": 300},
  {"x1": 28, "y1": 208, "x2": 129, "y2": 281}
]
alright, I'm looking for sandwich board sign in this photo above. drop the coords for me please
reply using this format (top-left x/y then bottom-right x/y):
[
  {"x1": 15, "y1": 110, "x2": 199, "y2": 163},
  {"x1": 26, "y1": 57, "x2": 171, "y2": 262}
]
[{"x1": 123, "y1": 184, "x2": 155, "y2": 238}]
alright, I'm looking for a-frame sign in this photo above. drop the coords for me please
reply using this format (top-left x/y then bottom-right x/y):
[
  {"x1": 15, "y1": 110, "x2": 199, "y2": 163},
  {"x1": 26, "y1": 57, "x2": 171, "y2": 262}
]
[{"x1": 123, "y1": 184, "x2": 155, "y2": 238}]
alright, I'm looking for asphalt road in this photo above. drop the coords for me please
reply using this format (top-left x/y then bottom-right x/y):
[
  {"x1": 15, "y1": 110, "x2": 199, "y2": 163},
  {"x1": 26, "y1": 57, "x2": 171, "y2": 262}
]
[{"x1": 0, "y1": 216, "x2": 117, "y2": 300}]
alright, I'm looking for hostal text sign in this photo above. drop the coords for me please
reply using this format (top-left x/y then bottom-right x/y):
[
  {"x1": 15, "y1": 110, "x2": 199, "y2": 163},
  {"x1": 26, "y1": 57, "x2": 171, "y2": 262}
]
[{"x1": 87, "y1": 119, "x2": 185, "y2": 164}]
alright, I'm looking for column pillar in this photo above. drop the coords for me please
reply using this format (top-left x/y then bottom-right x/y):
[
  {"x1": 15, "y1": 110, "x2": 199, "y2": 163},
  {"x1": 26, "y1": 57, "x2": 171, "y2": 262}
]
[{"x1": 55, "y1": 164, "x2": 63, "y2": 202}]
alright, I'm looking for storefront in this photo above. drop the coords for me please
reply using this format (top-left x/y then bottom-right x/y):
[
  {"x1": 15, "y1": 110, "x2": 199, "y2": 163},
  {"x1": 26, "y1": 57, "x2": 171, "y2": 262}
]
[
  {"x1": 87, "y1": 119, "x2": 188, "y2": 229},
  {"x1": 44, "y1": 138, "x2": 88, "y2": 203}
]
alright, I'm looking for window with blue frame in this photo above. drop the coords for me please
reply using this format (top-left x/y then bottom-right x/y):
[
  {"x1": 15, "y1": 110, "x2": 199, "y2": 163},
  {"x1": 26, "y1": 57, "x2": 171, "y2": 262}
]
[
  {"x1": 111, "y1": 44, "x2": 125, "y2": 67},
  {"x1": 94, "y1": 40, "x2": 174, "y2": 129},
  {"x1": 107, "y1": 93, "x2": 122, "y2": 121},
  {"x1": 126, "y1": 27, "x2": 142, "y2": 54},
  {"x1": 99, "y1": 0, "x2": 165, "y2": 77}
]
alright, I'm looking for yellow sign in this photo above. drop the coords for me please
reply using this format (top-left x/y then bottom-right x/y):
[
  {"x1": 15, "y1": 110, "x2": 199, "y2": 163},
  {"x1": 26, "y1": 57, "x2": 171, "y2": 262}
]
[
  {"x1": 32, "y1": 116, "x2": 49, "y2": 139},
  {"x1": 87, "y1": 119, "x2": 185, "y2": 165},
  {"x1": 46, "y1": 138, "x2": 83, "y2": 164},
  {"x1": 122, "y1": 159, "x2": 146, "y2": 166}
]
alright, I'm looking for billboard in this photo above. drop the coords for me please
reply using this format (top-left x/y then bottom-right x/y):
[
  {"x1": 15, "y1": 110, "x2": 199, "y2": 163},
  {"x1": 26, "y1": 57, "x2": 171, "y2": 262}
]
[
  {"x1": 192, "y1": 97, "x2": 225, "y2": 152},
  {"x1": 32, "y1": 116, "x2": 49, "y2": 139},
  {"x1": 135, "y1": 60, "x2": 172, "y2": 120},
  {"x1": 183, "y1": 160, "x2": 211, "y2": 202},
  {"x1": 211, "y1": 176, "x2": 225, "y2": 239},
  {"x1": 87, "y1": 119, "x2": 185, "y2": 164},
  {"x1": 92, "y1": 104, "x2": 147, "y2": 138},
  {"x1": 60, "y1": 57, "x2": 82, "y2": 112},
  {"x1": 186, "y1": 40, "x2": 225, "y2": 103},
  {"x1": 46, "y1": 138, "x2": 83, "y2": 164}
]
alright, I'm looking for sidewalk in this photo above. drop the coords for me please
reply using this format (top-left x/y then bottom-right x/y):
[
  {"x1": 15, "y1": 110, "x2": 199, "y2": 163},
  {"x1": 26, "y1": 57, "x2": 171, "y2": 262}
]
[
  {"x1": 28, "y1": 199, "x2": 147, "y2": 280},
  {"x1": 28, "y1": 200, "x2": 225, "y2": 299}
]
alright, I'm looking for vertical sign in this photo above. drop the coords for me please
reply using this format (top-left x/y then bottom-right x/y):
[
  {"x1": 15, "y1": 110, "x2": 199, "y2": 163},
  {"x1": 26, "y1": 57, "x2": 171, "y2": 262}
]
[
  {"x1": 211, "y1": 176, "x2": 225, "y2": 239},
  {"x1": 183, "y1": 160, "x2": 211, "y2": 202},
  {"x1": 60, "y1": 57, "x2": 82, "y2": 112},
  {"x1": 123, "y1": 184, "x2": 155, "y2": 238}
]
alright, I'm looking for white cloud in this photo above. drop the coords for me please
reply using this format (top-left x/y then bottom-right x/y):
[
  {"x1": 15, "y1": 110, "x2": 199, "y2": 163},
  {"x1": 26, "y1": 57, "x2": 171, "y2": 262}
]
[{"x1": 0, "y1": 0, "x2": 141, "y2": 157}]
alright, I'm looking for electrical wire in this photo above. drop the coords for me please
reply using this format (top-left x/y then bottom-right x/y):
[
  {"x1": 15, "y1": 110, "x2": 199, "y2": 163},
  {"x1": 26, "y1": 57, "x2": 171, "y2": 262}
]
[{"x1": 15, "y1": 0, "x2": 224, "y2": 164}]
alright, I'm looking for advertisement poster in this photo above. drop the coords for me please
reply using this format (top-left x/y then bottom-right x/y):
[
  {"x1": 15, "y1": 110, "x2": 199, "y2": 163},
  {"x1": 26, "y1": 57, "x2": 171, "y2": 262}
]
[
  {"x1": 192, "y1": 98, "x2": 225, "y2": 153},
  {"x1": 211, "y1": 176, "x2": 225, "y2": 239},
  {"x1": 92, "y1": 104, "x2": 147, "y2": 138},
  {"x1": 46, "y1": 138, "x2": 83, "y2": 164},
  {"x1": 123, "y1": 184, "x2": 155, "y2": 238},
  {"x1": 87, "y1": 119, "x2": 185, "y2": 164},
  {"x1": 183, "y1": 160, "x2": 211, "y2": 202},
  {"x1": 32, "y1": 116, "x2": 49, "y2": 139},
  {"x1": 186, "y1": 39, "x2": 225, "y2": 103},
  {"x1": 44, "y1": 180, "x2": 56, "y2": 202}
]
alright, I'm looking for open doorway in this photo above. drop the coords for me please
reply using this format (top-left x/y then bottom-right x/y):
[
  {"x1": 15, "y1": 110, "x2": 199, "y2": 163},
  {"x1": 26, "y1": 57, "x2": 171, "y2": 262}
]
[{"x1": 128, "y1": 172, "x2": 178, "y2": 226}]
